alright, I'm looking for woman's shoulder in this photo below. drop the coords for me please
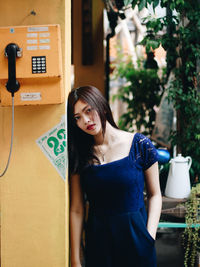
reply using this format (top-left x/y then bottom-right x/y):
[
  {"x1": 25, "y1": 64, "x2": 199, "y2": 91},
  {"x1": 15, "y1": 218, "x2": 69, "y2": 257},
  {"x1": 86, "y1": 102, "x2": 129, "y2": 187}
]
[
  {"x1": 123, "y1": 132, "x2": 158, "y2": 169},
  {"x1": 113, "y1": 130, "x2": 155, "y2": 151},
  {"x1": 117, "y1": 130, "x2": 135, "y2": 141},
  {"x1": 118, "y1": 131, "x2": 147, "y2": 144},
  {"x1": 119, "y1": 131, "x2": 157, "y2": 155},
  {"x1": 116, "y1": 130, "x2": 154, "y2": 143},
  {"x1": 109, "y1": 130, "x2": 135, "y2": 154}
]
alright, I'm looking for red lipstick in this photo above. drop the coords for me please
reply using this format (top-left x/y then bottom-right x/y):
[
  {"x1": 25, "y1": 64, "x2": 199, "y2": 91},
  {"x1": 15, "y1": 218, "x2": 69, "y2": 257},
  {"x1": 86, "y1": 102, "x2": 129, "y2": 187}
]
[{"x1": 87, "y1": 124, "x2": 95, "y2": 130}]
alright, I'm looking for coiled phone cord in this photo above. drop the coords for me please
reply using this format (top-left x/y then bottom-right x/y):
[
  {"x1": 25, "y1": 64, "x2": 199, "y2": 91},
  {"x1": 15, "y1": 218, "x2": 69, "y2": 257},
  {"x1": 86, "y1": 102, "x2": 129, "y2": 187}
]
[{"x1": 0, "y1": 96, "x2": 14, "y2": 177}]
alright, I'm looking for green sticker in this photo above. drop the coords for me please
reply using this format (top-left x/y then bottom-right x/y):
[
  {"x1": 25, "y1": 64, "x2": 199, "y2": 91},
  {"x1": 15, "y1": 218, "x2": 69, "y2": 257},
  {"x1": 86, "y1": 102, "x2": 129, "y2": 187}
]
[{"x1": 36, "y1": 115, "x2": 67, "y2": 180}]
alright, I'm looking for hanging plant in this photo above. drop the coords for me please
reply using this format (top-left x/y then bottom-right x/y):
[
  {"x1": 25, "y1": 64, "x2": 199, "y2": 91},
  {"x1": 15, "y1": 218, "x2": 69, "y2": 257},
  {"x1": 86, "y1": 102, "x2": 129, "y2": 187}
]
[{"x1": 182, "y1": 184, "x2": 200, "y2": 267}]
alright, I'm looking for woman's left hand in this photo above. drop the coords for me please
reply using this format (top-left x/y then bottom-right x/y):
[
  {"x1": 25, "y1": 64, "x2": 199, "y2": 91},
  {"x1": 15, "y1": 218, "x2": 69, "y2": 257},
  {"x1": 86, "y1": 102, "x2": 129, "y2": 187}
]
[{"x1": 147, "y1": 229, "x2": 156, "y2": 240}]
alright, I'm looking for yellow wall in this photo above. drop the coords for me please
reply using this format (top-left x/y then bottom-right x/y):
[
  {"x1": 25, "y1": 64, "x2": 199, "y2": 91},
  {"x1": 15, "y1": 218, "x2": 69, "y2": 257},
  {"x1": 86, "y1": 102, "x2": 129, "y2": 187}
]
[
  {"x1": 73, "y1": 0, "x2": 105, "y2": 93},
  {"x1": 0, "y1": 0, "x2": 70, "y2": 266}
]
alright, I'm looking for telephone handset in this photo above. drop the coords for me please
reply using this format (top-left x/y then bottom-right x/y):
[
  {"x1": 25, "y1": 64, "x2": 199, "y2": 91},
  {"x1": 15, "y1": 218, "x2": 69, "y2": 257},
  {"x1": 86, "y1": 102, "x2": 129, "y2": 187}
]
[{"x1": 5, "y1": 43, "x2": 22, "y2": 96}]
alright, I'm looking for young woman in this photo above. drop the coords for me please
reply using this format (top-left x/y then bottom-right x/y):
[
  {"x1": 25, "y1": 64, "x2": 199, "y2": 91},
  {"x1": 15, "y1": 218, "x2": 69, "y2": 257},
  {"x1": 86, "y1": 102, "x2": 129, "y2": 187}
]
[{"x1": 68, "y1": 85, "x2": 162, "y2": 267}]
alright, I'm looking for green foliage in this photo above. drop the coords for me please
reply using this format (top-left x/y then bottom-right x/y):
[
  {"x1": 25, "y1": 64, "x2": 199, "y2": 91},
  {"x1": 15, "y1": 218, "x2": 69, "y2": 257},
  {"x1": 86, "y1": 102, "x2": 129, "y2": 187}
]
[
  {"x1": 130, "y1": 0, "x2": 197, "y2": 11},
  {"x1": 130, "y1": 0, "x2": 160, "y2": 11},
  {"x1": 136, "y1": 0, "x2": 200, "y2": 264},
  {"x1": 112, "y1": 0, "x2": 200, "y2": 180},
  {"x1": 124, "y1": 0, "x2": 134, "y2": 6},
  {"x1": 139, "y1": 0, "x2": 200, "y2": 182},
  {"x1": 112, "y1": 51, "x2": 163, "y2": 135},
  {"x1": 182, "y1": 184, "x2": 200, "y2": 267},
  {"x1": 168, "y1": 80, "x2": 200, "y2": 184}
]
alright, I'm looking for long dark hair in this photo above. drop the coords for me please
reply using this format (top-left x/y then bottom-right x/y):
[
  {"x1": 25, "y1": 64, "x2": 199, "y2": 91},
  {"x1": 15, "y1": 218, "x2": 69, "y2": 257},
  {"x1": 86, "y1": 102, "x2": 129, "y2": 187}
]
[{"x1": 67, "y1": 85, "x2": 118, "y2": 175}]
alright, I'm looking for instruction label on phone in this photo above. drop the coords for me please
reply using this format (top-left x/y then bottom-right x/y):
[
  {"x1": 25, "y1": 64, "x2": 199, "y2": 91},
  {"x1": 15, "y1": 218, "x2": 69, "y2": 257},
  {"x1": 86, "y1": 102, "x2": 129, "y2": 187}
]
[{"x1": 36, "y1": 116, "x2": 67, "y2": 180}]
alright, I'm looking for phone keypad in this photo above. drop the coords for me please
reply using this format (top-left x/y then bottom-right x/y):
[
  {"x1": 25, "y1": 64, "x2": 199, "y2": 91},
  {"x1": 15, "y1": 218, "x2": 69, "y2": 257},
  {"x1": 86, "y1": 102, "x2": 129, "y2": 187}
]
[{"x1": 32, "y1": 56, "x2": 46, "y2": 74}]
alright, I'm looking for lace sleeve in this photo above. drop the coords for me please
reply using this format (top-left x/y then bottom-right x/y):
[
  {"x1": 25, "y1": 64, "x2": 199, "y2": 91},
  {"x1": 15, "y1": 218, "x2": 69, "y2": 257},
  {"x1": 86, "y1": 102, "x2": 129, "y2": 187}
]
[{"x1": 137, "y1": 133, "x2": 158, "y2": 170}]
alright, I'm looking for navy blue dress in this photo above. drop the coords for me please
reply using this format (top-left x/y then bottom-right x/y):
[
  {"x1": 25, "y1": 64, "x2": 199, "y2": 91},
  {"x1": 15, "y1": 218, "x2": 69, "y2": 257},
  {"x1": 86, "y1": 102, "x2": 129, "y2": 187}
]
[{"x1": 82, "y1": 133, "x2": 158, "y2": 267}]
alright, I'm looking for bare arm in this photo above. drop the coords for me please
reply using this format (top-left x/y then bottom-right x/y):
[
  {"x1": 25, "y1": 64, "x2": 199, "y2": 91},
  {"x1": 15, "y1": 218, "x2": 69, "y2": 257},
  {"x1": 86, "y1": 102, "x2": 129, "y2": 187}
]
[
  {"x1": 70, "y1": 173, "x2": 85, "y2": 267},
  {"x1": 144, "y1": 162, "x2": 162, "y2": 240}
]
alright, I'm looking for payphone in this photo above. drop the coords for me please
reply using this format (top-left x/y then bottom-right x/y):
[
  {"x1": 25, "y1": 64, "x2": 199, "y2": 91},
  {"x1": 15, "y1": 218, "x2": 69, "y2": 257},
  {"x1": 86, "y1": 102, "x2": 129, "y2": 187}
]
[
  {"x1": 0, "y1": 24, "x2": 64, "y2": 177},
  {"x1": 0, "y1": 24, "x2": 63, "y2": 106}
]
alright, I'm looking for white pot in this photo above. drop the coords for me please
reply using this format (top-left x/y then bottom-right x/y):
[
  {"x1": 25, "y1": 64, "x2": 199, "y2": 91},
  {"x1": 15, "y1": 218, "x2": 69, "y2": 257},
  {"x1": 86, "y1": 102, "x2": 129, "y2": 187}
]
[{"x1": 165, "y1": 154, "x2": 192, "y2": 199}]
